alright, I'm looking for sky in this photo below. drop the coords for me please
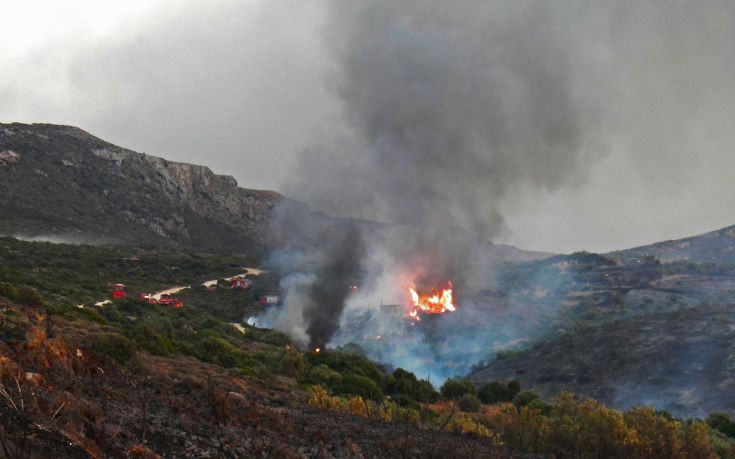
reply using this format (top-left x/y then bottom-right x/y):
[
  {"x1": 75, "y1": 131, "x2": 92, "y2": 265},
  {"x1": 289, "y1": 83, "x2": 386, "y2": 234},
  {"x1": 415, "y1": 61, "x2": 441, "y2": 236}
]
[{"x1": 2, "y1": 0, "x2": 735, "y2": 254}]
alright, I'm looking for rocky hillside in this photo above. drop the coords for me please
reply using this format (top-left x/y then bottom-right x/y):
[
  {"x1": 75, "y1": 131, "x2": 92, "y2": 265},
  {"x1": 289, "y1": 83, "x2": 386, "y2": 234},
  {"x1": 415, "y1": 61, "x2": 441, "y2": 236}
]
[
  {"x1": 0, "y1": 123, "x2": 550, "y2": 263},
  {"x1": 467, "y1": 246, "x2": 735, "y2": 418},
  {"x1": 471, "y1": 303, "x2": 735, "y2": 418},
  {"x1": 610, "y1": 225, "x2": 735, "y2": 264},
  {"x1": 0, "y1": 123, "x2": 299, "y2": 254}
]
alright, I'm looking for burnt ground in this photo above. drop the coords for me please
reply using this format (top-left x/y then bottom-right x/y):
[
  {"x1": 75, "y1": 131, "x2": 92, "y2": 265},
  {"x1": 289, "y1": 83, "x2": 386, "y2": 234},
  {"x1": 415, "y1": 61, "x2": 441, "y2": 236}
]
[
  {"x1": 471, "y1": 303, "x2": 735, "y2": 418},
  {"x1": 0, "y1": 301, "x2": 522, "y2": 458}
]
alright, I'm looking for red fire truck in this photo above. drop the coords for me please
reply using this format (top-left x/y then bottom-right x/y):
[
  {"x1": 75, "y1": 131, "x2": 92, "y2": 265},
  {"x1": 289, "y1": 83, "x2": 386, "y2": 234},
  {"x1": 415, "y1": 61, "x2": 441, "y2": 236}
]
[{"x1": 111, "y1": 284, "x2": 127, "y2": 299}]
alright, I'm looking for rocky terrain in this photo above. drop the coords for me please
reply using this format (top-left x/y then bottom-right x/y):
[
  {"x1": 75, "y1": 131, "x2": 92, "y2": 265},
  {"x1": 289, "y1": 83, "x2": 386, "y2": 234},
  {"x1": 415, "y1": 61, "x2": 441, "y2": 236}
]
[
  {"x1": 0, "y1": 123, "x2": 302, "y2": 255},
  {"x1": 0, "y1": 123, "x2": 549, "y2": 264},
  {"x1": 470, "y1": 247, "x2": 735, "y2": 417}
]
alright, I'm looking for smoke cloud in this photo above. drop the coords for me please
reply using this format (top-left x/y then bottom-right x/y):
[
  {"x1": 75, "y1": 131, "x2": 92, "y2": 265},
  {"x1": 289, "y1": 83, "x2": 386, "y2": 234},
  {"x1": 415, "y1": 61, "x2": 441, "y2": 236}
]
[
  {"x1": 292, "y1": 2, "x2": 606, "y2": 231},
  {"x1": 258, "y1": 0, "x2": 735, "y2": 380},
  {"x1": 283, "y1": 0, "x2": 613, "y2": 292},
  {"x1": 267, "y1": 1, "x2": 609, "y2": 361}
]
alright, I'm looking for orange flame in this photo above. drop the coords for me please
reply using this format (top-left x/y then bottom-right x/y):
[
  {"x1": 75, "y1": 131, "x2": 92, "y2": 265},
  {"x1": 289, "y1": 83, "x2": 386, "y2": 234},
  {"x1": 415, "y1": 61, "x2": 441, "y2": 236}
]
[{"x1": 407, "y1": 282, "x2": 456, "y2": 321}]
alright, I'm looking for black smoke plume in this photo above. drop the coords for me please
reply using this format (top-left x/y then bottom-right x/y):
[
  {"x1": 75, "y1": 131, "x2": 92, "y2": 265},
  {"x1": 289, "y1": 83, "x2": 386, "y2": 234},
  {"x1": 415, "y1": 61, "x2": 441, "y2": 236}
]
[
  {"x1": 286, "y1": 0, "x2": 607, "y2": 286},
  {"x1": 303, "y1": 224, "x2": 365, "y2": 348}
]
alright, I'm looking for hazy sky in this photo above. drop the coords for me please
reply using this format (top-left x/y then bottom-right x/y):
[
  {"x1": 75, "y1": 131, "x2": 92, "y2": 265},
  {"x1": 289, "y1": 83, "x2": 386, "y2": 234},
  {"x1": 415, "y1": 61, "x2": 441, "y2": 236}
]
[{"x1": 2, "y1": 0, "x2": 735, "y2": 254}]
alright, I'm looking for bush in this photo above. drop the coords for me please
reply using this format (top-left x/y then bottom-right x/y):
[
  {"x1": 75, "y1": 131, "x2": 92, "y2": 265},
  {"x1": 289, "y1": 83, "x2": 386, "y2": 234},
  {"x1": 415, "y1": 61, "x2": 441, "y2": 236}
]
[
  {"x1": 306, "y1": 351, "x2": 383, "y2": 386},
  {"x1": 279, "y1": 349, "x2": 306, "y2": 378},
  {"x1": 383, "y1": 368, "x2": 439, "y2": 404},
  {"x1": 306, "y1": 364, "x2": 343, "y2": 387},
  {"x1": 478, "y1": 381, "x2": 507, "y2": 404},
  {"x1": 127, "y1": 322, "x2": 177, "y2": 356},
  {"x1": 0, "y1": 283, "x2": 45, "y2": 307},
  {"x1": 92, "y1": 333, "x2": 137, "y2": 364},
  {"x1": 708, "y1": 412, "x2": 735, "y2": 439},
  {"x1": 198, "y1": 336, "x2": 244, "y2": 368},
  {"x1": 506, "y1": 380, "x2": 521, "y2": 399},
  {"x1": 391, "y1": 394, "x2": 420, "y2": 410},
  {"x1": 478, "y1": 380, "x2": 522, "y2": 404},
  {"x1": 458, "y1": 394, "x2": 483, "y2": 412},
  {"x1": 512, "y1": 390, "x2": 540, "y2": 407},
  {"x1": 710, "y1": 429, "x2": 735, "y2": 459},
  {"x1": 486, "y1": 393, "x2": 718, "y2": 458},
  {"x1": 414, "y1": 379, "x2": 440, "y2": 403},
  {"x1": 526, "y1": 397, "x2": 551, "y2": 414},
  {"x1": 440, "y1": 378, "x2": 476, "y2": 400},
  {"x1": 116, "y1": 298, "x2": 150, "y2": 317},
  {"x1": 337, "y1": 374, "x2": 383, "y2": 401},
  {"x1": 72, "y1": 306, "x2": 108, "y2": 325}
]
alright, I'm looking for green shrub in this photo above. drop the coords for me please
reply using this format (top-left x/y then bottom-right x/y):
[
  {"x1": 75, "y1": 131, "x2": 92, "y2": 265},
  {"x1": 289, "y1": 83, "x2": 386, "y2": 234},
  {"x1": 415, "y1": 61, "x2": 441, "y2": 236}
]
[
  {"x1": 306, "y1": 364, "x2": 343, "y2": 387},
  {"x1": 440, "y1": 378, "x2": 476, "y2": 400},
  {"x1": 526, "y1": 397, "x2": 551, "y2": 414},
  {"x1": 0, "y1": 283, "x2": 19, "y2": 300},
  {"x1": 337, "y1": 374, "x2": 383, "y2": 401},
  {"x1": 506, "y1": 380, "x2": 521, "y2": 399},
  {"x1": 710, "y1": 429, "x2": 735, "y2": 459},
  {"x1": 478, "y1": 379, "x2": 521, "y2": 404},
  {"x1": 72, "y1": 306, "x2": 108, "y2": 325},
  {"x1": 127, "y1": 323, "x2": 177, "y2": 356},
  {"x1": 383, "y1": 368, "x2": 439, "y2": 404},
  {"x1": 391, "y1": 394, "x2": 420, "y2": 410},
  {"x1": 198, "y1": 336, "x2": 241, "y2": 367},
  {"x1": 513, "y1": 390, "x2": 541, "y2": 407},
  {"x1": 306, "y1": 351, "x2": 383, "y2": 385},
  {"x1": 458, "y1": 394, "x2": 482, "y2": 412},
  {"x1": 243, "y1": 326, "x2": 290, "y2": 346},
  {"x1": 279, "y1": 349, "x2": 306, "y2": 377},
  {"x1": 0, "y1": 283, "x2": 45, "y2": 307},
  {"x1": 478, "y1": 381, "x2": 508, "y2": 404},
  {"x1": 708, "y1": 412, "x2": 735, "y2": 439},
  {"x1": 92, "y1": 333, "x2": 137, "y2": 364}
]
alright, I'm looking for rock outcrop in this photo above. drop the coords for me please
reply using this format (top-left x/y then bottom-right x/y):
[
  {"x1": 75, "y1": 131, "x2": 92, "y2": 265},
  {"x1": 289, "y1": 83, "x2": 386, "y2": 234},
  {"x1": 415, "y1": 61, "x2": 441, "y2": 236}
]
[{"x1": 0, "y1": 123, "x2": 295, "y2": 254}]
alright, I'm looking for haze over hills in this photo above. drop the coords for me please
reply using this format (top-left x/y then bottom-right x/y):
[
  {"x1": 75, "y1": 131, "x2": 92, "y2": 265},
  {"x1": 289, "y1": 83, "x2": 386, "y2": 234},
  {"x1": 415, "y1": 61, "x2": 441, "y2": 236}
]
[
  {"x1": 4, "y1": 122, "x2": 735, "y2": 419},
  {"x1": 471, "y1": 241, "x2": 735, "y2": 417},
  {"x1": 471, "y1": 303, "x2": 735, "y2": 417},
  {"x1": 3, "y1": 122, "x2": 735, "y2": 454}
]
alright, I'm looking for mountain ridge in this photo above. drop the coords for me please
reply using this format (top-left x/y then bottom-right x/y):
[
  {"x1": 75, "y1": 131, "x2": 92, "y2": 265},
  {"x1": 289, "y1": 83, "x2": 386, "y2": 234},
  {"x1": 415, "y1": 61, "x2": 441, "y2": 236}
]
[
  {"x1": 0, "y1": 122, "x2": 549, "y2": 263},
  {"x1": 0, "y1": 123, "x2": 309, "y2": 255},
  {"x1": 609, "y1": 224, "x2": 735, "y2": 264}
]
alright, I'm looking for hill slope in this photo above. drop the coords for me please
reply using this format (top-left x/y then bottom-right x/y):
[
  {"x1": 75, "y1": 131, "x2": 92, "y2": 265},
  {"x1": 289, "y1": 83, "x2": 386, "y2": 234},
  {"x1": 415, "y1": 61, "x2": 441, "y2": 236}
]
[
  {"x1": 471, "y1": 303, "x2": 735, "y2": 417},
  {"x1": 0, "y1": 123, "x2": 550, "y2": 263},
  {"x1": 0, "y1": 123, "x2": 293, "y2": 254},
  {"x1": 610, "y1": 225, "x2": 735, "y2": 264}
]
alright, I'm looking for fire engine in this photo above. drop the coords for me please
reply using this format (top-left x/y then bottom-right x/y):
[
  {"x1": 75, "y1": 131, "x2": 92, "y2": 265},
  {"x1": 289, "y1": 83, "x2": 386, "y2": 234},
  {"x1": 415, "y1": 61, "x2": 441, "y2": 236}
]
[
  {"x1": 111, "y1": 284, "x2": 127, "y2": 299},
  {"x1": 231, "y1": 277, "x2": 252, "y2": 290},
  {"x1": 258, "y1": 295, "x2": 280, "y2": 306},
  {"x1": 136, "y1": 291, "x2": 184, "y2": 308},
  {"x1": 156, "y1": 293, "x2": 184, "y2": 309}
]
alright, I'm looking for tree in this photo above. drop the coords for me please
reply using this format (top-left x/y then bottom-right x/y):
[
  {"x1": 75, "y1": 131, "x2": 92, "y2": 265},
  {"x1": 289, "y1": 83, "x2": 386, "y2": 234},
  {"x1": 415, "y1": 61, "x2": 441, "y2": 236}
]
[
  {"x1": 383, "y1": 368, "x2": 439, "y2": 403},
  {"x1": 440, "y1": 378, "x2": 476, "y2": 400},
  {"x1": 338, "y1": 375, "x2": 383, "y2": 401},
  {"x1": 478, "y1": 381, "x2": 505, "y2": 404},
  {"x1": 458, "y1": 394, "x2": 482, "y2": 412},
  {"x1": 512, "y1": 390, "x2": 540, "y2": 407},
  {"x1": 708, "y1": 412, "x2": 735, "y2": 439}
]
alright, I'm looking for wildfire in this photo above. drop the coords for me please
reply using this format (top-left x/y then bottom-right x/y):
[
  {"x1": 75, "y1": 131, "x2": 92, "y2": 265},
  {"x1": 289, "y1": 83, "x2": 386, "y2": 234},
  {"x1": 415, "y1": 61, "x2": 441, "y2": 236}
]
[{"x1": 406, "y1": 282, "x2": 456, "y2": 321}]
